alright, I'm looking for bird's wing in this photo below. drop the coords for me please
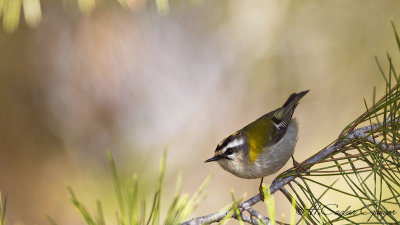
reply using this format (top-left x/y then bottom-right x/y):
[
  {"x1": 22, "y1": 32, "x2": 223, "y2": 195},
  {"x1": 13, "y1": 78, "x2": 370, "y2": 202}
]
[{"x1": 268, "y1": 90, "x2": 308, "y2": 145}]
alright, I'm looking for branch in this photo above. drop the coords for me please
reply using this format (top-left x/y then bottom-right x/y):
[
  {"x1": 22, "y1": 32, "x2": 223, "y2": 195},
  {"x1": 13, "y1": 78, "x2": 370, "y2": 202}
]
[{"x1": 182, "y1": 120, "x2": 396, "y2": 225}]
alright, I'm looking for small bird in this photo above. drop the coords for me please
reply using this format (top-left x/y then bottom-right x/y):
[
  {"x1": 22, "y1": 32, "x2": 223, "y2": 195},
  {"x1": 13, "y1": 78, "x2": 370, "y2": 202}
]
[{"x1": 205, "y1": 90, "x2": 309, "y2": 199}]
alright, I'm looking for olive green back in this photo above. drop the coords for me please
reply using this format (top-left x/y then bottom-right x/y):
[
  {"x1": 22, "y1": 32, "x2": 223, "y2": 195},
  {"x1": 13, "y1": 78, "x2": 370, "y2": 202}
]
[{"x1": 243, "y1": 115, "x2": 276, "y2": 163}]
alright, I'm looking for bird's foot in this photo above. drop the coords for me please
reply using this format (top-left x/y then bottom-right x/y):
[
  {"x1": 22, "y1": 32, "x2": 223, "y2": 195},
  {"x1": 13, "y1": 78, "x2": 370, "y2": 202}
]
[
  {"x1": 259, "y1": 185, "x2": 265, "y2": 201},
  {"x1": 259, "y1": 177, "x2": 265, "y2": 201},
  {"x1": 292, "y1": 156, "x2": 310, "y2": 175}
]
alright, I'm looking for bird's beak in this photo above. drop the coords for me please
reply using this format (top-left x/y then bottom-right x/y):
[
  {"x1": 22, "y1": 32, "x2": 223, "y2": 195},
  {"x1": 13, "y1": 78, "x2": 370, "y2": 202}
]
[{"x1": 205, "y1": 155, "x2": 223, "y2": 163}]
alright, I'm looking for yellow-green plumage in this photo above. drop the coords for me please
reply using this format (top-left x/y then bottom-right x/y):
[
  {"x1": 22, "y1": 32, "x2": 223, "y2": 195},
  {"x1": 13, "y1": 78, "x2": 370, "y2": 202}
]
[{"x1": 243, "y1": 117, "x2": 275, "y2": 163}]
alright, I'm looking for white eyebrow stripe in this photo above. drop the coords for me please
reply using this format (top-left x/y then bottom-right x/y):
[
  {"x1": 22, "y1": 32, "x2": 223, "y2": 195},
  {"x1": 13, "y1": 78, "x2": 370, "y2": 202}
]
[{"x1": 222, "y1": 138, "x2": 244, "y2": 153}]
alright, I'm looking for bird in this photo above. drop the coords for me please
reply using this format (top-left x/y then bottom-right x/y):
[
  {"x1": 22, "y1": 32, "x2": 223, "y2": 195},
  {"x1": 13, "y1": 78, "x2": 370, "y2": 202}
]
[{"x1": 205, "y1": 90, "x2": 309, "y2": 200}]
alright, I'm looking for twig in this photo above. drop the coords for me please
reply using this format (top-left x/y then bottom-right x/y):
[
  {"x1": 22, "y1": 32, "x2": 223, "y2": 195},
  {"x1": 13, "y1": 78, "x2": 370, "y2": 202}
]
[
  {"x1": 241, "y1": 205, "x2": 271, "y2": 225},
  {"x1": 233, "y1": 213, "x2": 255, "y2": 225}
]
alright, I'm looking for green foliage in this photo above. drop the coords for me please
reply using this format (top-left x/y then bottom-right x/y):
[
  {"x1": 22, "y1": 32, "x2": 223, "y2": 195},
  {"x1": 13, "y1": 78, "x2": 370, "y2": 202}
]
[
  {"x1": 0, "y1": 192, "x2": 7, "y2": 225},
  {"x1": 262, "y1": 185, "x2": 275, "y2": 224},
  {"x1": 280, "y1": 24, "x2": 400, "y2": 224},
  {"x1": 290, "y1": 195, "x2": 296, "y2": 225},
  {"x1": 219, "y1": 191, "x2": 244, "y2": 225},
  {"x1": 231, "y1": 190, "x2": 244, "y2": 225},
  {"x1": 69, "y1": 150, "x2": 211, "y2": 225}
]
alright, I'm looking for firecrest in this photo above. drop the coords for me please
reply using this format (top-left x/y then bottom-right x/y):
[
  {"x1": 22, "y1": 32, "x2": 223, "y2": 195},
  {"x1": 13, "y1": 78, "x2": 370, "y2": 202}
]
[{"x1": 205, "y1": 90, "x2": 309, "y2": 198}]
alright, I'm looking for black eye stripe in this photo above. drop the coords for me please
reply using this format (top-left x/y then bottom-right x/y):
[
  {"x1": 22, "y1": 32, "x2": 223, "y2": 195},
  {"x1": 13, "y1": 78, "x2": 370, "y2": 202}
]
[{"x1": 224, "y1": 146, "x2": 240, "y2": 155}]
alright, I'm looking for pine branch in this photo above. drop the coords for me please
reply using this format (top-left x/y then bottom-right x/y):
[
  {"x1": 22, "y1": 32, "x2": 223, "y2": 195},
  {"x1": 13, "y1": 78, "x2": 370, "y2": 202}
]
[{"x1": 183, "y1": 117, "x2": 400, "y2": 225}]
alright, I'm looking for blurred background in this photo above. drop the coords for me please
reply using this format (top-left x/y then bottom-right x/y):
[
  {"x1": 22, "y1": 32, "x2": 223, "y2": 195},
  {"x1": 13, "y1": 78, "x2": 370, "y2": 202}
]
[{"x1": 1, "y1": 0, "x2": 400, "y2": 224}]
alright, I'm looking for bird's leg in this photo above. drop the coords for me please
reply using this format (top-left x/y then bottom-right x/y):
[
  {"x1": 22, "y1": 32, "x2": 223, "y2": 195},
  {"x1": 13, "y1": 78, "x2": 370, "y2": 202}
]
[
  {"x1": 259, "y1": 177, "x2": 265, "y2": 201},
  {"x1": 292, "y1": 156, "x2": 309, "y2": 175}
]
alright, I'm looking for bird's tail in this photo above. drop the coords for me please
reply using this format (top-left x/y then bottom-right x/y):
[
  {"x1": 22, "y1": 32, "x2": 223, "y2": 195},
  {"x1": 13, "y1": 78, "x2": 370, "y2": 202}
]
[
  {"x1": 271, "y1": 90, "x2": 309, "y2": 129},
  {"x1": 282, "y1": 90, "x2": 309, "y2": 108}
]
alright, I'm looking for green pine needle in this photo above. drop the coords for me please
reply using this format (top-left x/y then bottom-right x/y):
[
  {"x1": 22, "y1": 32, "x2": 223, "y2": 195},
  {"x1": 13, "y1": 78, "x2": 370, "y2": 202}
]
[{"x1": 68, "y1": 150, "x2": 210, "y2": 225}]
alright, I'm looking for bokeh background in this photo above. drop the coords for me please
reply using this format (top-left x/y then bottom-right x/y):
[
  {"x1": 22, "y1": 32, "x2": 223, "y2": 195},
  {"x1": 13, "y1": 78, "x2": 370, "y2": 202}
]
[{"x1": 1, "y1": 0, "x2": 400, "y2": 224}]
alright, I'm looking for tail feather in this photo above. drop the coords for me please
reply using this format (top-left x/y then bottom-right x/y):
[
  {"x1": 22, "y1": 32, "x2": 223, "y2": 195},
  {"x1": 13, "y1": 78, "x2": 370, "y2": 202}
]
[
  {"x1": 282, "y1": 90, "x2": 309, "y2": 108},
  {"x1": 272, "y1": 90, "x2": 309, "y2": 129}
]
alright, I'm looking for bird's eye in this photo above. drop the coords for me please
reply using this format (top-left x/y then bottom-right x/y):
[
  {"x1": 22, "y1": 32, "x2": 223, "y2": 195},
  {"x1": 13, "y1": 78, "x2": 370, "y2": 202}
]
[{"x1": 225, "y1": 147, "x2": 234, "y2": 155}]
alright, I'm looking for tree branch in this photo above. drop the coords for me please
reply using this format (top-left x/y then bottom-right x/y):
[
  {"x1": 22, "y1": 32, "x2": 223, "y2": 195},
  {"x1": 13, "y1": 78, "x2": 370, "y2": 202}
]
[{"x1": 182, "y1": 119, "x2": 400, "y2": 225}]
